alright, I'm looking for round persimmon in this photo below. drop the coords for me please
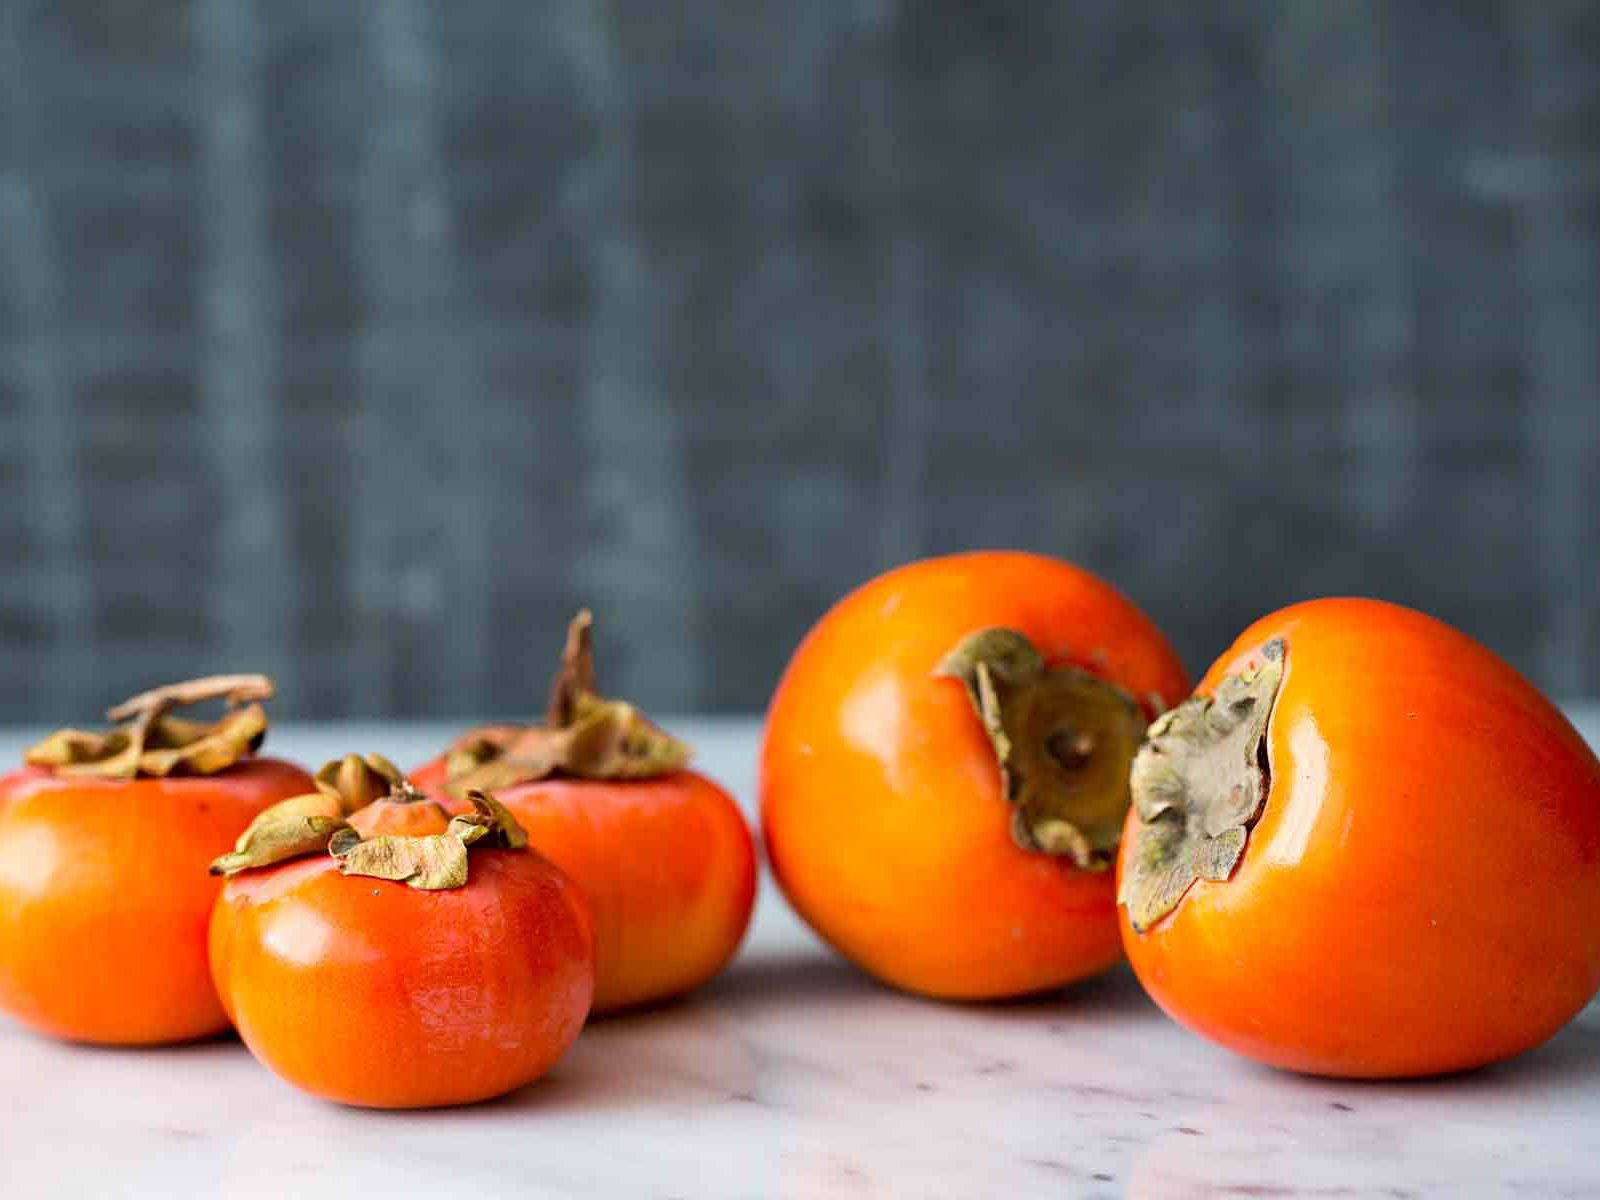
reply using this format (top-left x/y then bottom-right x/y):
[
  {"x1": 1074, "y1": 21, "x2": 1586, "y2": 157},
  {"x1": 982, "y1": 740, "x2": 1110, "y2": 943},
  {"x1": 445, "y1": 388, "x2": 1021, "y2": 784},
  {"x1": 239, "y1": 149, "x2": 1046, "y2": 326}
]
[
  {"x1": 411, "y1": 612, "x2": 757, "y2": 1013},
  {"x1": 210, "y1": 769, "x2": 594, "y2": 1108},
  {"x1": 414, "y1": 762, "x2": 755, "y2": 1014},
  {"x1": 1118, "y1": 598, "x2": 1600, "y2": 1078},
  {"x1": 761, "y1": 551, "x2": 1189, "y2": 999},
  {"x1": 0, "y1": 676, "x2": 312, "y2": 1045}
]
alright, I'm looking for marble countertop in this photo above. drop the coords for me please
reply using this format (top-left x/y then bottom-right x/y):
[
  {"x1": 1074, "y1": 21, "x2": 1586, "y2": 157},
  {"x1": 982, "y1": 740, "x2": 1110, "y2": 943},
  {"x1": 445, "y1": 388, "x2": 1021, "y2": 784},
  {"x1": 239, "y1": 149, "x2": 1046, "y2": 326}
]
[{"x1": 2, "y1": 713, "x2": 1598, "y2": 1199}]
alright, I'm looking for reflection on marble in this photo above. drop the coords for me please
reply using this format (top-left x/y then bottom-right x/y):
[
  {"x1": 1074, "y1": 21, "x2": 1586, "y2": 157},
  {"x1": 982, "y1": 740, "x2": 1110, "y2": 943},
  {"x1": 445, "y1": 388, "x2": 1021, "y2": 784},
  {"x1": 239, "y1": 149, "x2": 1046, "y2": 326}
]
[{"x1": 1, "y1": 715, "x2": 1598, "y2": 1199}]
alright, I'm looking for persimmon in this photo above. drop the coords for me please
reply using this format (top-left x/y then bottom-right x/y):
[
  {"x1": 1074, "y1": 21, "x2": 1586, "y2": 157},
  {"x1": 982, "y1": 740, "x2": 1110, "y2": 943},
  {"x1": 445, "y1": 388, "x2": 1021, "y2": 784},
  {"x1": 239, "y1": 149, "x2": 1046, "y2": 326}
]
[
  {"x1": 0, "y1": 676, "x2": 313, "y2": 1045},
  {"x1": 761, "y1": 551, "x2": 1188, "y2": 999},
  {"x1": 209, "y1": 756, "x2": 594, "y2": 1108},
  {"x1": 411, "y1": 612, "x2": 757, "y2": 1014},
  {"x1": 1118, "y1": 598, "x2": 1600, "y2": 1078}
]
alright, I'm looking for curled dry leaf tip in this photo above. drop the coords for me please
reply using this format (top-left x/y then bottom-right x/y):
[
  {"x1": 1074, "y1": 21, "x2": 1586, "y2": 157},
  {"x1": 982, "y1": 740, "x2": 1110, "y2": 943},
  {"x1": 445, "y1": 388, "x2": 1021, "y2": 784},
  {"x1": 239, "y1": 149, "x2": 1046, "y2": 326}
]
[
  {"x1": 26, "y1": 674, "x2": 277, "y2": 780},
  {"x1": 212, "y1": 754, "x2": 532, "y2": 891}
]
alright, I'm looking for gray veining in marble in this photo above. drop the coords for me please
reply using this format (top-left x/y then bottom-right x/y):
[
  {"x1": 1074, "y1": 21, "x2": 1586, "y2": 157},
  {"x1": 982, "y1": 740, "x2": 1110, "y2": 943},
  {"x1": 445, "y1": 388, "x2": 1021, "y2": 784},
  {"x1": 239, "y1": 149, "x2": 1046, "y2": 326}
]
[{"x1": 0, "y1": 714, "x2": 1597, "y2": 1198}]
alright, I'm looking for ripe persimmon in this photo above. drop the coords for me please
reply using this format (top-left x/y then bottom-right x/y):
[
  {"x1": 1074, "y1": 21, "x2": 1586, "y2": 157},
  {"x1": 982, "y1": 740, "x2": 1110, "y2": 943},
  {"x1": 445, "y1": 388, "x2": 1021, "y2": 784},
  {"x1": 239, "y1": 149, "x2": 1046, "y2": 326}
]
[
  {"x1": 1118, "y1": 598, "x2": 1600, "y2": 1077},
  {"x1": 411, "y1": 612, "x2": 757, "y2": 1014},
  {"x1": 761, "y1": 551, "x2": 1188, "y2": 999},
  {"x1": 209, "y1": 757, "x2": 594, "y2": 1108},
  {"x1": 0, "y1": 676, "x2": 313, "y2": 1045}
]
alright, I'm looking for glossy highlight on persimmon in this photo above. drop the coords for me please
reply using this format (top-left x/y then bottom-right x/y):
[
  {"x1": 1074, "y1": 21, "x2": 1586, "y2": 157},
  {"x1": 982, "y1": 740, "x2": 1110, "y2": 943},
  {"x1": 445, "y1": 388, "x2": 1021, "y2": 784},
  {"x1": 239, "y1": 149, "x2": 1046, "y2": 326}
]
[
  {"x1": 1118, "y1": 598, "x2": 1600, "y2": 1078},
  {"x1": 761, "y1": 551, "x2": 1189, "y2": 999}
]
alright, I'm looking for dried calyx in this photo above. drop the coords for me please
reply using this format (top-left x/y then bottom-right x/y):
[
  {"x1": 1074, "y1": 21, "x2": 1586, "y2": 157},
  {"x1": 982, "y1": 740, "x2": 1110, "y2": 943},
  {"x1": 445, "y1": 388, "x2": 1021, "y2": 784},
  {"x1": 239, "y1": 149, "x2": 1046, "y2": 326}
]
[
  {"x1": 1119, "y1": 639, "x2": 1285, "y2": 933},
  {"x1": 328, "y1": 791, "x2": 527, "y2": 890},
  {"x1": 209, "y1": 753, "x2": 407, "y2": 877},
  {"x1": 936, "y1": 629, "x2": 1149, "y2": 871},
  {"x1": 439, "y1": 609, "x2": 690, "y2": 800},
  {"x1": 25, "y1": 675, "x2": 275, "y2": 778},
  {"x1": 209, "y1": 752, "x2": 528, "y2": 891}
]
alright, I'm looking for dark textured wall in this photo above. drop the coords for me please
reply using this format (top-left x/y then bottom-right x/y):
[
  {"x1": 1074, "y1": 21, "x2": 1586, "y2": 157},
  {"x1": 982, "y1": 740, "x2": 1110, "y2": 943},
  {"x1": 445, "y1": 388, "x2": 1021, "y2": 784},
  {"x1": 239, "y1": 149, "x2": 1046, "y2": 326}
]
[{"x1": 1, "y1": 2, "x2": 1597, "y2": 720}]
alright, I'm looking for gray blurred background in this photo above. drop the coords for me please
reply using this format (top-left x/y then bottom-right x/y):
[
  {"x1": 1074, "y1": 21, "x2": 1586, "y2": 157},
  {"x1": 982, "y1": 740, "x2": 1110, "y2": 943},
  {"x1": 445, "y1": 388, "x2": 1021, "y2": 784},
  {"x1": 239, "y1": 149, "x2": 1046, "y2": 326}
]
[{"x1": 1, "y1": 2, "x2": 1597, "y2": 721}]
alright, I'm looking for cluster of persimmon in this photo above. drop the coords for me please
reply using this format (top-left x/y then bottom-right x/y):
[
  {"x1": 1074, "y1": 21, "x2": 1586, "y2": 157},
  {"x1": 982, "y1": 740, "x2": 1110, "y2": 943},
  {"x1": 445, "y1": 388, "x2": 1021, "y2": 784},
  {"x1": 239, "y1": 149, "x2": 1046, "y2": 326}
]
[
  {"x1": 3, "y1": 553, "x2": 1598, "y2": 1098},
  {"x1": 0, "y1": 615, "x2": 755, "y2": 1107},
  {"x1": 762, "y1": 552, "x2": 1600, "y2": 1078}
]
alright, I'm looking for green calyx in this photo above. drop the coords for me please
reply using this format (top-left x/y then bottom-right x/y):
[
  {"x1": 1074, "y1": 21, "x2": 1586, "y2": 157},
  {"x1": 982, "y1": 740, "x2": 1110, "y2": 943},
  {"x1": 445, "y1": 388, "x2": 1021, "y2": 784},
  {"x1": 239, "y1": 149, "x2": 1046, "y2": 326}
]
[
  {"x1": 936, "y1": 628, "x2": 1150, "y2": 871},
  {"x1": 1119, "y1": 639, "x2": 1285, "y2": 932}
]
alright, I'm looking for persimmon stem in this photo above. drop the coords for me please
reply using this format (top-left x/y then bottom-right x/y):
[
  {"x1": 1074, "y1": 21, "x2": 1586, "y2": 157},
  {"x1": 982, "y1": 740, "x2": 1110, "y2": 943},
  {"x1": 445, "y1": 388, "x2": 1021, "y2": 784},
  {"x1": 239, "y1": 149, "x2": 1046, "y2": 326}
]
[
  {"x1": 545, "y1": 610, "x2": 597, "y2": 728},
  {"x1": 441, "y1": 610, "x2": 691, "y2": 799}
]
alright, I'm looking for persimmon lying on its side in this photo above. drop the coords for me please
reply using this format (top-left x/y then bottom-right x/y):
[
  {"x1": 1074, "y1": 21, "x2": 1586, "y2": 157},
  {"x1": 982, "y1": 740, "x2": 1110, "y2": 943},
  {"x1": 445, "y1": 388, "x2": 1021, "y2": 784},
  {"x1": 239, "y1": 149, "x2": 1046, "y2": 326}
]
[
  {"x1": 762, "y1": 551, "x2": 1189, "y2": 999},
  {"x1": 410, "y1": 612, "x2": 756, "y2": 1015},
  {"x1": 209, "y1": 755, "x2": 594, "y2": 1108},
  {"x1": 1118, "y1": 598, "x2": 1600, "y2": 1078},
  {"x1": 0, "y1": 677, "x2": 313, "y2": 1045}
]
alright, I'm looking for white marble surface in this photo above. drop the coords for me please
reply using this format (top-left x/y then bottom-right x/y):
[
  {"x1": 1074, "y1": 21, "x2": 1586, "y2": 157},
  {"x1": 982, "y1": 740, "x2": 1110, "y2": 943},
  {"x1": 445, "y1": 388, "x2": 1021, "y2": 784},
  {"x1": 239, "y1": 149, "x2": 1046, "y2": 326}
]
[{"x1": 2, "y1": 712, "x2": 1599, "y2": 1200}]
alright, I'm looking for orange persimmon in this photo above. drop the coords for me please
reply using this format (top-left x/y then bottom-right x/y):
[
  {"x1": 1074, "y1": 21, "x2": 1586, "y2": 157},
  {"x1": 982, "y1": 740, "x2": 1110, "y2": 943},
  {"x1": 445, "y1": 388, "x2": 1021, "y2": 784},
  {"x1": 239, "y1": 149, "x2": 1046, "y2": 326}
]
[
  {"x1": 0, "y1": 676, "x2": 312, "y2": 1045},
  {"x1": 1118, "y1": 598, "x2": 1600, "y2": 1078},
  {"x1": 411, "y1": 613, "x2": 757, "y2": 1014},
  {"x1": 209, "y1": 758, "x2": 594, "y2": 1108},
  {"x1": 761, "y1": 551, "x2": 1188, "y2": 999}
]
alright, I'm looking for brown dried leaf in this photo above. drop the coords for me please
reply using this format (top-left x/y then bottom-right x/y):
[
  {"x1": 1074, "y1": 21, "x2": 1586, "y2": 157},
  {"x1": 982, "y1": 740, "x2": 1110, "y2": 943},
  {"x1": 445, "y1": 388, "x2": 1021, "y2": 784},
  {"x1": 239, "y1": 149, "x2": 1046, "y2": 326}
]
[
  {"x1": 314, "y1": 752, "x2": 406, "y2": 814},
  {"x1": 333, "y1": 831, "x2": 471, "y2": 890},
  {"x1": 330, "y1": 787, "x2": 526, "y2": 890},
  {"x1": 448, "y1": 788, "x2": 530, "y2": 849},
  {"x1": 25, "y1": 728, "x2": 139, "y2": 776},
  {"x1": 441, "y1": 611, "x2": 691, "y2": 798},
  {"x1": 560, "y1": 693, "x2": 691, "y2": 779},
  {"x1": 136, "y1": 704, "x2": 268, "y2": 776},
  {"x1": 443, "y1": 726, "x2": 569, "y2": 798},
  {"x1": 107, "y1": 674, "x2": 274, "y2": 721},
  {"x1": 210, "y1": 789, "x2": 350, "y2": 876},
  {"x1": 25, "y1": 675, "x2": 276, "y2": 779}
]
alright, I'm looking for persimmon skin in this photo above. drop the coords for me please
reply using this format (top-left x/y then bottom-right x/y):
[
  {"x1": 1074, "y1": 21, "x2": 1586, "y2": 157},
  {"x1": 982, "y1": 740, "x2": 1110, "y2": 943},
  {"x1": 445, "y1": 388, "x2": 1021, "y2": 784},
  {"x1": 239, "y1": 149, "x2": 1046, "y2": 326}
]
[
  {"x1": 411, "y1": 760, "x2": 757, "y2": 1014},
  {"x1": 761, "y1": 551, "x2": 1189, "y2": 999},
  {"x1": 1120, "y1": 598, "x2": 1600, "y2": 1078},
  {"x1": 210, "y1": 848, "x2": 594, "y2": 1108},
  {"x1": 0, "y1": 757, "x2": 315, "y2": 1045}
]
